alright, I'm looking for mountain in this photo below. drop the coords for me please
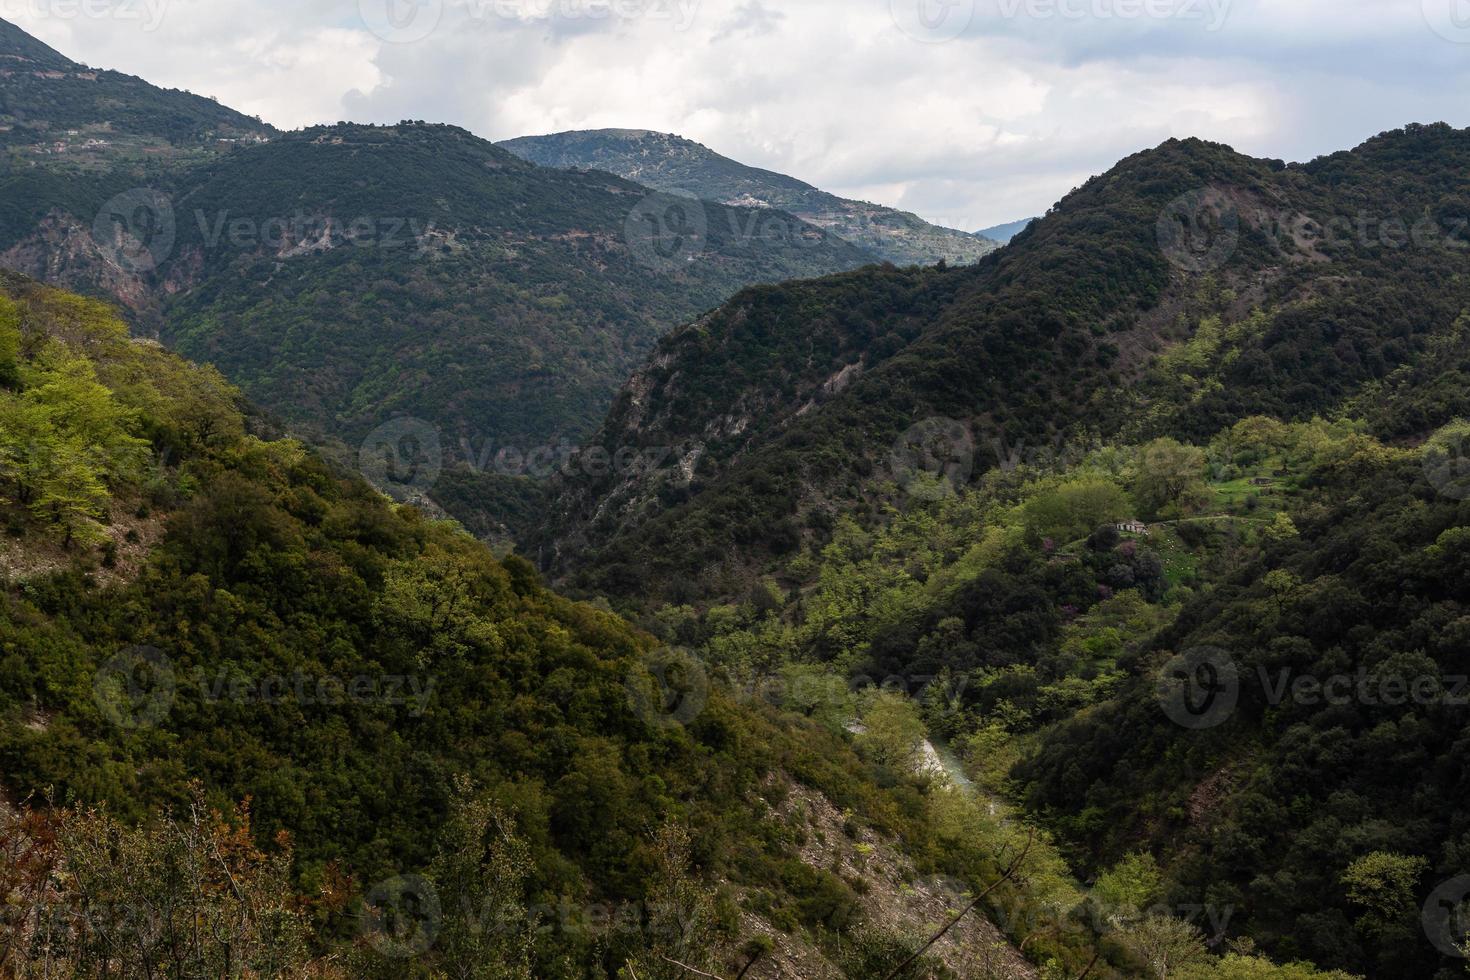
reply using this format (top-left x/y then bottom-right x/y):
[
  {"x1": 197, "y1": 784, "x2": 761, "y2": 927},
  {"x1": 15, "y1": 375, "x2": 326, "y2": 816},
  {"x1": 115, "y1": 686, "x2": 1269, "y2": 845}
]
[
  {"x1": 537, "y1": 124, "x2": 1470, "y2": 601},
  {"x1": 531, "y1": 122, "x2": 1470, "y2": 976},
  {"x1": 0, "y1": 21, "x2": 876, "y2": 538},
  {"x1": 0, "y1": 271, "x2": 1112, "y2": 979},
  {"x1": 975, "y1": 217, "x2": 1037, "y2": 243},
  {"x1": 0, "y1": 16, "x2": 275, "y2": 168},
  {"x1": 500, "y1": 128, "x2": 999, "y2": 267}
]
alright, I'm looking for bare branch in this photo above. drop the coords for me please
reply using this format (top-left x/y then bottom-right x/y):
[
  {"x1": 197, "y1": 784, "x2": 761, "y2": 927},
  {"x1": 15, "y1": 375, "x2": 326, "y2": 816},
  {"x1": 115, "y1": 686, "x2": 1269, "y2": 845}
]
[
  {"x1": 659, "y1": 953, "x2": 729, "y2": 980},
  {"x1": 880, "y1": 828, "x2": 1036, "y2": 980}
]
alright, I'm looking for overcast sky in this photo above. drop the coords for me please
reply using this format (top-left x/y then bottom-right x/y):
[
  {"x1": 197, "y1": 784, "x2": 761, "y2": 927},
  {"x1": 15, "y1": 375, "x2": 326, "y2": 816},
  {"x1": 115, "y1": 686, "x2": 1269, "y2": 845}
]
[{"x1": 8, "y1": 0, "x2": 1470, "y2": 229}]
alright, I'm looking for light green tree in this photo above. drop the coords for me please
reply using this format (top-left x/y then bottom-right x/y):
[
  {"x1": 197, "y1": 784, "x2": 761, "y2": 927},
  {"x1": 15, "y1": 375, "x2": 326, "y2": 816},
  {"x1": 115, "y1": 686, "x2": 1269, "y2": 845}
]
[
  {"x1": 1122, "y1": 914, "x2": 1210, "y2": 979},
  {"x1": 1340, "y1": 851, "x2": 1427, "y2": 939},
  {"x1": 856, "y1": 689, "x2": 927, "y2": 773},
  {"x1": 1135, "y1": 438, "x2": 1211, "y2": 518}
]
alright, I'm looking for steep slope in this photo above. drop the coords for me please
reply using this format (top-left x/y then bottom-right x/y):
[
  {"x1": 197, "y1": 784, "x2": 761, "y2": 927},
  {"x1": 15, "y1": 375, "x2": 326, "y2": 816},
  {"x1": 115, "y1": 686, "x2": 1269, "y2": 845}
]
[
  {"x1": 533, "y1": 123, "x2": 1470, "y2": 978},
  {"x1": 0, "y1": 274, "x2": 1091, "y2": 979},
  {"x1": 0, "y1": 16, "x2": 275, "y2": 169},
  {"x1": 151, "y1": 123, "x2": 871, "y2": 457},
  {"x1": 537, "y1": 124, "x2": 1470, "y2": 603},
  {"x1": 501, "y1": 128, "x2": 999, "y2": 266}
]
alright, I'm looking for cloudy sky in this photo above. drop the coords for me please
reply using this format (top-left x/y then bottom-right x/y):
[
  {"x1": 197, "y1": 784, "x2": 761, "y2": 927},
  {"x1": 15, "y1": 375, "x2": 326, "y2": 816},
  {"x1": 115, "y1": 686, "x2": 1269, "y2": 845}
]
[{"x1": 7, "y1": 0, "x2": 1470, "y2": 229}]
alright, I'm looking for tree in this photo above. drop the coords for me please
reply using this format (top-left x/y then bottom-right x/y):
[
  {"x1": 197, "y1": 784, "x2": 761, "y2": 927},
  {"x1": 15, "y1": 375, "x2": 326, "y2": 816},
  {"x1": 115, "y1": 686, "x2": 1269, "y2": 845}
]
[
  {"x1": 425, "y1": 777, "x2": 536, "y2": 980},
  {"x1": 0, "y1": 795, "x2": 315, "y2": 978},
  {"x1": 1134, "y1": 438, "x2": 1210, "y2": 518},
  {"x1": 624, "y1": 822, "x2": 722, "y2": 979},
  {"x1": 1260, "y1": 512, "x2": 1299, "y2": 543},
  {"x1": 1093, "y1": 852, "x2": 1161, "y2": 926},
  {"x1": 1021, "y1": 477, "x2": 1133, "y2": 543},
  {"x1": 1340, "y1": 851, "x2": 1427, "y2": 939},
  {"x1": 856, "y1": 690, "x2": 927, "y2": 773},
  {"x1": 1121, "y1": 914, "x2": 1209, "y2": 980}
]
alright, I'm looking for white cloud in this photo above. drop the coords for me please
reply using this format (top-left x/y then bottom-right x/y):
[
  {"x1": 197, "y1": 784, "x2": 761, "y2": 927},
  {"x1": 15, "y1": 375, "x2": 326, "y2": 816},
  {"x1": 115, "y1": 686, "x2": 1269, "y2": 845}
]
[{"x1": 5, "y1": 0, "x2": 1467, "y2": 229}]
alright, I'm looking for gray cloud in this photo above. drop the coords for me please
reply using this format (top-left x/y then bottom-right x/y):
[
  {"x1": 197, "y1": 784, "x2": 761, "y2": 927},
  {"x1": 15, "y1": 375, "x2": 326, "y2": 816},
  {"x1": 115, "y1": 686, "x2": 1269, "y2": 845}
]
[{"x1": 7, "y1": 0, "x2": 1468, "y2": 229}]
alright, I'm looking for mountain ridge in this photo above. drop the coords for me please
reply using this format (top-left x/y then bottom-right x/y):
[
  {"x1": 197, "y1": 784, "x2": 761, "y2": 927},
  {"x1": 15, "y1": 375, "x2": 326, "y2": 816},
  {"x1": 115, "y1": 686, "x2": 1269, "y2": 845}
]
[
  {"x1": 0, "y1": 18, "x2": 877, "y2": 539},
  {"x1": 500, "y1": 127, "x2": 1000, "y2": 267}
]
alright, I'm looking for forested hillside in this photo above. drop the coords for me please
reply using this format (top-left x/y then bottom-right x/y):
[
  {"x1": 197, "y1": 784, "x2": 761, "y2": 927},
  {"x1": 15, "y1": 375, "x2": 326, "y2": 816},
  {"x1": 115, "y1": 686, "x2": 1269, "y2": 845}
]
[
  {"x1": 0, "y1": 274, "x2": 1123, "y2": 978},
  {"x1": 0, "y1": 20, "x2": 879, "y2": 544},
  {"x1": 531, "y1": 124, "x2": 1470, "y2": 978},
  {"x1": 540, "y1": 125, "x2": 1470, "y2": 604}
]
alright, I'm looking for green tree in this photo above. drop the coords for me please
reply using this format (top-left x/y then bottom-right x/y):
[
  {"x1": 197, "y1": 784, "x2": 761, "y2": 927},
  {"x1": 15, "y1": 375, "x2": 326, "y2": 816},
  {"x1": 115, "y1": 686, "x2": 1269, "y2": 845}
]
[
  {"x1": 1135, "y1": 438, "x2": 1210, "y2": 519},
  {"x1": 1340, "y1": 851, "x2": 1427, "y2": 939},
  {"x1": 1122, "y1": 914, "x2": 1209, "y2": 980},
  {"x1": 1021, "y1": 477, "x2": 1132, "y2": 543},
  {"x1": 426, "y1": 777, "x2": 537, "y2": 980},
  {"x1": 1093, "y1": 851, "x2": 1161, "y2": 926},
  {"x1": 856, "y1": 689, "x2": 927, "y2": 773}
]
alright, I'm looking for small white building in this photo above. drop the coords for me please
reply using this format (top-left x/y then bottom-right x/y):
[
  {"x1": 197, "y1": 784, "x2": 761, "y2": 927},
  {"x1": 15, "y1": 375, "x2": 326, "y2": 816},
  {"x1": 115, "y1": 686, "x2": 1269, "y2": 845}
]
[{"x1": 1117, "y1": 520, "x2": 1150, "y2": 535}]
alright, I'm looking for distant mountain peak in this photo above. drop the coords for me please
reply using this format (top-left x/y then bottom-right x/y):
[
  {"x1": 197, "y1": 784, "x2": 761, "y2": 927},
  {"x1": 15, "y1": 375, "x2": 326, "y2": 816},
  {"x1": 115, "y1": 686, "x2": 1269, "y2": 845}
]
[{"x1": 500, "y1": 128, "x2": 999, "y2": 266}]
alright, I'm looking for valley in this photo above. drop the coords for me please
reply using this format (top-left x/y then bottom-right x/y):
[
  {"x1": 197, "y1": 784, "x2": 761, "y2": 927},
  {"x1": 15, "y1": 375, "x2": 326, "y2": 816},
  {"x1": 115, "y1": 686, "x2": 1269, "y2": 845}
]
[{"x1": 0, "y1": 10, "x2": 1468, "y2": 980}]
